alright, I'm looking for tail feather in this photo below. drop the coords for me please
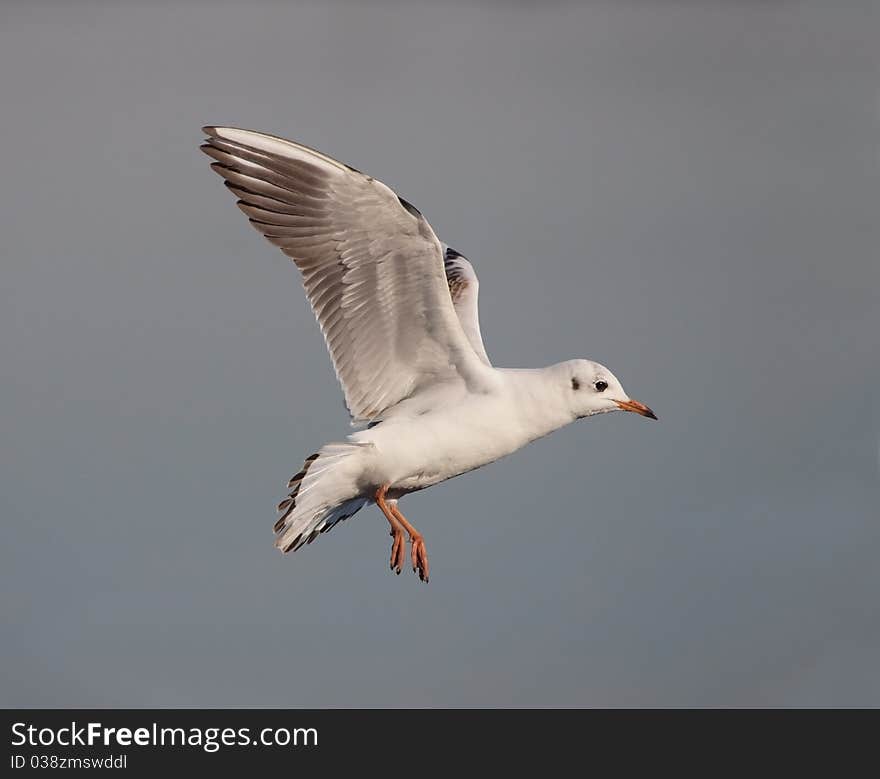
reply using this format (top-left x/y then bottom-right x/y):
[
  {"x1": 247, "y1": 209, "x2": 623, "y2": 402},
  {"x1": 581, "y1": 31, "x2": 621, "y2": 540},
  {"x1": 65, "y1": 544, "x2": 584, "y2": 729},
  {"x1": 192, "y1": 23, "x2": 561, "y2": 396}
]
[{"x1": 273, "y1": 443, "x2": 369, "y2": 553}]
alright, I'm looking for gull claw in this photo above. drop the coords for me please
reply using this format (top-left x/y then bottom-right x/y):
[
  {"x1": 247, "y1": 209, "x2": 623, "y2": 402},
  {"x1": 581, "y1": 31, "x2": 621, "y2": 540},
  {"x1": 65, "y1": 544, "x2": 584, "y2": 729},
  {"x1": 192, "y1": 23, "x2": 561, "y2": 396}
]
[
  {"x1": 411, "y1": 537, "x2": 430, "y2": 583},
  {"x1": 389, "y1": 528, "x2": 406, "y2": 574}
]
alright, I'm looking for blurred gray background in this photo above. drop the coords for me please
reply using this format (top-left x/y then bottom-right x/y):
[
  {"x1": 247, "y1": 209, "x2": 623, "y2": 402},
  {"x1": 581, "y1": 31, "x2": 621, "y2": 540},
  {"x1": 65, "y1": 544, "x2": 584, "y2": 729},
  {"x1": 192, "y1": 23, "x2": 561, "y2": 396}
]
[{"x1": 2, "y1": 0, "x2": 878, "y2": 707}]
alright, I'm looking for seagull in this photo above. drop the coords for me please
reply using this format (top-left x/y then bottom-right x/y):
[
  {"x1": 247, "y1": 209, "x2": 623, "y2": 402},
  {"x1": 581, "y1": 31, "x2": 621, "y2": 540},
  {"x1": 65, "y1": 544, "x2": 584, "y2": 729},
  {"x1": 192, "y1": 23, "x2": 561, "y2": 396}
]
[{"x1": 201, "y1": 126, "x2": 656, "y2": 582}]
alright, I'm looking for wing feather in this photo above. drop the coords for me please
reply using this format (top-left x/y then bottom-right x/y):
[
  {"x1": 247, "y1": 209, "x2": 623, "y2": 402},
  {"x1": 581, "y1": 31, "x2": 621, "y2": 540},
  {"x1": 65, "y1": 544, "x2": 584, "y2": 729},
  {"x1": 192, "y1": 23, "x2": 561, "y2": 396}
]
[
  {"x1": 443, "y1": 246, "x2": 491, "y2": 366},
  {"x1": 202, "y1": 127, "x2": 493, "y2": 420}
]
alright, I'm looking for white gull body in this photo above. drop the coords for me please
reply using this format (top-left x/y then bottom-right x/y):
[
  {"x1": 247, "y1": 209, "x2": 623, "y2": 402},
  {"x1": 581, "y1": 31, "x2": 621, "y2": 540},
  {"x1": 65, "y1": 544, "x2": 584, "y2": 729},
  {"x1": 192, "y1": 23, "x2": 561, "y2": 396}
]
[
  {"x1": 201, "y1": 126, "x2": 656, "y2": 580},
  {"x1": 353, "y1": 366, "x2": 580, "y2": 495}
]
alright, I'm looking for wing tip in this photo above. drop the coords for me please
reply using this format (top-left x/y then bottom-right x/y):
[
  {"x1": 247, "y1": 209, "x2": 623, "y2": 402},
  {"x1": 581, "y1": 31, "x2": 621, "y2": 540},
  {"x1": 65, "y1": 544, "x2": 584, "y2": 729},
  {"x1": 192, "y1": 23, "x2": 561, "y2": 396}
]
[
  {"x1": 202, "y1": 124, "x2": 235, "y2": 137},
  {"x1": 200, "y1": 124, "x2": 357, "y2": 175},
  {"x1": 201, "y1": 125, "x2": 256, "y2": 147}
]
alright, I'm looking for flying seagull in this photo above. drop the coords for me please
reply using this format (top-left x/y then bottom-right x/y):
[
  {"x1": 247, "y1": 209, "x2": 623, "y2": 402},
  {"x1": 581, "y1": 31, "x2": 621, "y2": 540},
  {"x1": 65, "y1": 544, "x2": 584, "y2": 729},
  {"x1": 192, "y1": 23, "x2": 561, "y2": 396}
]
[{"x1": 201, "y1": 126, "x2": 656, "y2": 582}]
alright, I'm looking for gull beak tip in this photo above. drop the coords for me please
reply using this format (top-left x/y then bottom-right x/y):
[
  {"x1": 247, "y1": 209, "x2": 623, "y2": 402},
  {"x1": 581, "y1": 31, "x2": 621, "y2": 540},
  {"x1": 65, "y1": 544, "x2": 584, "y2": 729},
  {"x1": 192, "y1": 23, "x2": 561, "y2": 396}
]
[{"x1": 615, "y1": 398, "x2": 658, "y2": 420}]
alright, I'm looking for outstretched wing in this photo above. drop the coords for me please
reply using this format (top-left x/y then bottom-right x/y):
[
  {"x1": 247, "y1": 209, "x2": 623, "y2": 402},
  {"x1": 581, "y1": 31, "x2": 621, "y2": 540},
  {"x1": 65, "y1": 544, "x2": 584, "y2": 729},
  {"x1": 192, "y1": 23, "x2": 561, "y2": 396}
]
[
  {"x1": 443, "y1": 246, "x2": 491, "y2": 366},
  {"x1": 201, "y1": 127, "x2": 493, "y2": 421}
]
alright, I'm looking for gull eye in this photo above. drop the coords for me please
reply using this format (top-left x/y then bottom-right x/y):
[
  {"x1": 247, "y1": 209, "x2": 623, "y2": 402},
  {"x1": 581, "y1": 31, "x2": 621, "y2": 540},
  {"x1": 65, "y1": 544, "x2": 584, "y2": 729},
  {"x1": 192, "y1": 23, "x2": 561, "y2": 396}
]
[
  {"x1": 595, "y1": 380, "x2": 608, "y2": 392},
  {"x1": 571, "y1": 378, "x2": 581, "y2": 390}
]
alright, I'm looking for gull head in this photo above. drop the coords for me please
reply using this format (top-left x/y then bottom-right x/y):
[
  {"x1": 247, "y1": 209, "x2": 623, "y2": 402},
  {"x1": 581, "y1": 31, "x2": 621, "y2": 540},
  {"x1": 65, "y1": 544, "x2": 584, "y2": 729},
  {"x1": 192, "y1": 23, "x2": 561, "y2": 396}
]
[{"x1": 561, "y1": 359, "x2": 657, "y2": 421}]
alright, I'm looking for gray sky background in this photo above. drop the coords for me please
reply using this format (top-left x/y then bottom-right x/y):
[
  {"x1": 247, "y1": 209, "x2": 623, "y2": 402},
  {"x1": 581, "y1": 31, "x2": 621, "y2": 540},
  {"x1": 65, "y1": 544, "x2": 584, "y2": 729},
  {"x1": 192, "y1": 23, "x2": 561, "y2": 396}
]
[{"x1": 2, "y1": 0, "x2": 878, "y2": 707}]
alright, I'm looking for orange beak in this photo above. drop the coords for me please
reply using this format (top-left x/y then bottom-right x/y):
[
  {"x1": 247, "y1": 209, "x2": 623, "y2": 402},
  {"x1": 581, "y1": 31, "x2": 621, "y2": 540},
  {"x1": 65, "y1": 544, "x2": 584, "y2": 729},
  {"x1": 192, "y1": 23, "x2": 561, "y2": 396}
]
[{"x1": 614, "y1": 399, "x2": 658, "y2": 420}]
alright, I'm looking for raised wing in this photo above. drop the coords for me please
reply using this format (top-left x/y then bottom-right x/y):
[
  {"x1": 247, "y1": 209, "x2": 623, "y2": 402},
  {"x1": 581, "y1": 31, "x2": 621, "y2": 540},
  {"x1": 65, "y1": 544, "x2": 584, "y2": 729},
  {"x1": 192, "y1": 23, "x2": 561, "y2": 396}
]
[
  {"x1": 201, "y1": 127, "x2": 492, "y2": 421},
  {"x1": 443, "y1": 247, "x2": 491, "y2": 366}
]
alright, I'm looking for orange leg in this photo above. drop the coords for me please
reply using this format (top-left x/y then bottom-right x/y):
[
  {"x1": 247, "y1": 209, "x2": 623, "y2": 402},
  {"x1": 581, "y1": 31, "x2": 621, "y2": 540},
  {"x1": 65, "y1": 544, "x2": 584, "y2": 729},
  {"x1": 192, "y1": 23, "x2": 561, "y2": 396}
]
[
  {"x1": 389, "y1": 501, "x2": 429, "y2": 583},
  {"x1": 375, "y1": 484, "x2": 406, "y2": 574}
]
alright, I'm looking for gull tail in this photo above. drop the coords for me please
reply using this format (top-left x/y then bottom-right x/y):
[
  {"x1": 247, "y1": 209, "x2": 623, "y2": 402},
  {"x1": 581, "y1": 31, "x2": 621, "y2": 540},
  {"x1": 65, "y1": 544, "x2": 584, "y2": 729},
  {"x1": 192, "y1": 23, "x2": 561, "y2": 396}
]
[{"x1": 273, "y1": 443, "x2": 370, "y2": 554}]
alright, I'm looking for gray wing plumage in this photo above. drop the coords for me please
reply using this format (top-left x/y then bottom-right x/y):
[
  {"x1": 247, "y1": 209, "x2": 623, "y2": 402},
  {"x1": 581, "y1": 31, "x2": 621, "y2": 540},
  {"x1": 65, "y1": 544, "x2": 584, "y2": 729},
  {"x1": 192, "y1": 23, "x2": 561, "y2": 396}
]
[
  {"x1": 443, "y1": 247, "x2": 491, "y2": 366},
  {"x1": 201, "y1": 126, "x2": 492, "y2": 421}
]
